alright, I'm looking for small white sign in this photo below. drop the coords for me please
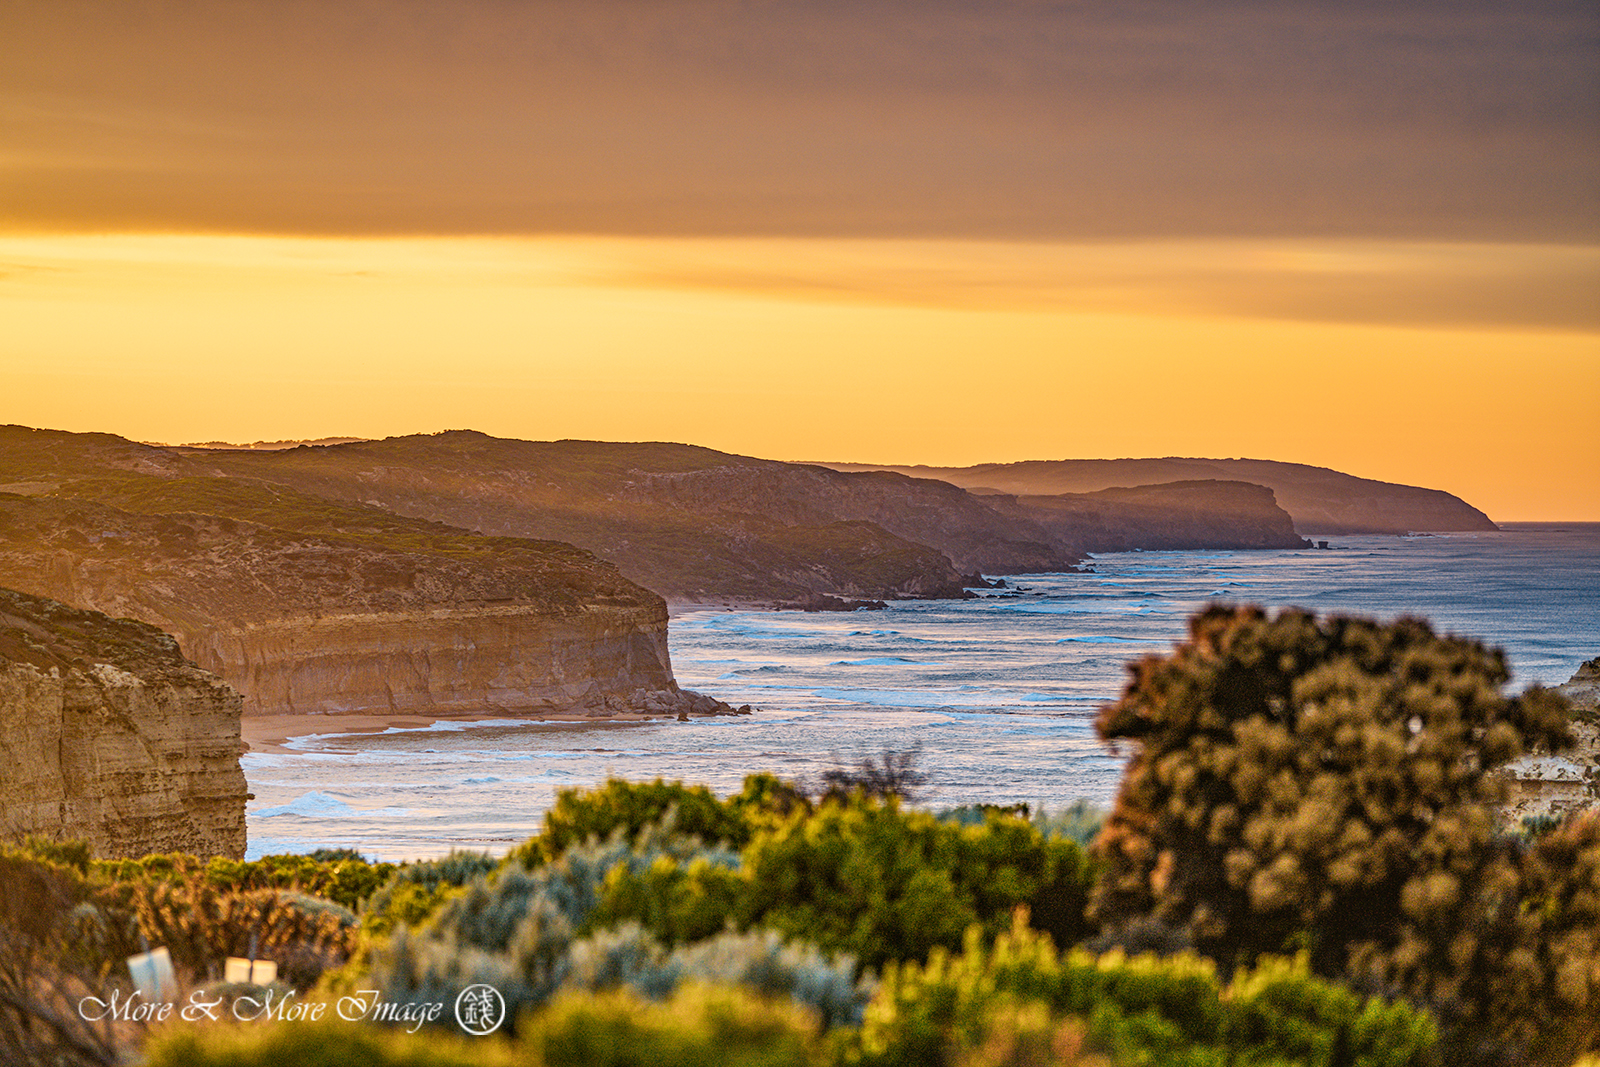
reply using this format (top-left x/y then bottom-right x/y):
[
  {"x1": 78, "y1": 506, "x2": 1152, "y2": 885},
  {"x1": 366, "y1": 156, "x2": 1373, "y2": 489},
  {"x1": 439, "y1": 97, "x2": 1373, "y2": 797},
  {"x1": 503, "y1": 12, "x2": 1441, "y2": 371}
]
[
  {"x1": 126, "y1": 947, "x2": 177, "y2": 1001},
  {"x1": 223, "y1": 958, "x2": 279, "y2": 985}
]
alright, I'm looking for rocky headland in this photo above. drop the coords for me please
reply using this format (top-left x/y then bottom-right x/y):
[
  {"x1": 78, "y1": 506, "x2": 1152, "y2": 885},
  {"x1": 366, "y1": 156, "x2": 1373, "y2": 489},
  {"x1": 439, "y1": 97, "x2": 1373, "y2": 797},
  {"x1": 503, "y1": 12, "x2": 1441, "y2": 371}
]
[
  {"x1": 176, "y1": 431, "x2": 1080, "y2": 601},
  {"x1": 984, "y1": 479, "x2": 1310, "y2": 551},
  {"x1": 0, "y1": 587, "x2": 247, "y2": 858},
  {"x1": 823, "y1": 456, "x2": 1497, "y2": 535}
]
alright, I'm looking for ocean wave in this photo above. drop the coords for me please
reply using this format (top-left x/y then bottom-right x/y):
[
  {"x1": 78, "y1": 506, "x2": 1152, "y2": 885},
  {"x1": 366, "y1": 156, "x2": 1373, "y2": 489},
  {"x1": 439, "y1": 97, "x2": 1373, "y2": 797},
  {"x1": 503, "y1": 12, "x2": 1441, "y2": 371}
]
[{"x1": 253, "y1": 791, "x2": 411, "y2": 819}]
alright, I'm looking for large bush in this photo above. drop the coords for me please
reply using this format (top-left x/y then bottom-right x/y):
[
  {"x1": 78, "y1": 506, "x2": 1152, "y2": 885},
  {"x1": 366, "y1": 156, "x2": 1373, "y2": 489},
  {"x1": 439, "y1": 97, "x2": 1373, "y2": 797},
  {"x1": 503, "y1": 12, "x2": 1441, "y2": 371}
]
[
  {"x1": 738, "y1": 801, "x2": 1094, "y2": 971},
  {"x1": 1090, "y1": 605, "x2": 1584, "y2": 1062},
  {"x1": 501, "y1": 775, "x2": 1097, "y2": 974}
]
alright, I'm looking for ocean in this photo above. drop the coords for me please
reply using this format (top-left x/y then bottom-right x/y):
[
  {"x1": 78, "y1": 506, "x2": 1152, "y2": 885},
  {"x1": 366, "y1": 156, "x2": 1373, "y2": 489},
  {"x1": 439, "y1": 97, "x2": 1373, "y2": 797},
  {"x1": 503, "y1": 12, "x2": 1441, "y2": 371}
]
[{"x1": 243, "y1": 523, "x2": 1600, "y2": 860}]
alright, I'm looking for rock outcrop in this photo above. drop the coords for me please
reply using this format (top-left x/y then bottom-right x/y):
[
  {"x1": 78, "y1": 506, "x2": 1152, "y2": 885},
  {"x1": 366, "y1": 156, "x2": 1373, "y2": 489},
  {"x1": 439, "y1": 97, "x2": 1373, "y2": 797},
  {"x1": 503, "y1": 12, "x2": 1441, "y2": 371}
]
[
  {"x1": 823, "y1": 457, "x2": 1498, "y2": 535},
  {"x1": 1499, "y1": 657, "x2": 1600, "y2": 825},
  {"x1": 0, "y1": 587, "x2": 247, "y2": 858}
]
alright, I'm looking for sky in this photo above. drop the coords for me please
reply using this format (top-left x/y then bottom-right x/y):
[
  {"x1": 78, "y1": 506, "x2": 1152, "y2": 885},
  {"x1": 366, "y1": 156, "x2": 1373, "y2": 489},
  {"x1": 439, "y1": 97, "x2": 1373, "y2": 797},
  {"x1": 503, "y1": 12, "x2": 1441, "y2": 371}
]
[{"x1": 2, "y1": 0, "x2": 1597, "y2": 519}]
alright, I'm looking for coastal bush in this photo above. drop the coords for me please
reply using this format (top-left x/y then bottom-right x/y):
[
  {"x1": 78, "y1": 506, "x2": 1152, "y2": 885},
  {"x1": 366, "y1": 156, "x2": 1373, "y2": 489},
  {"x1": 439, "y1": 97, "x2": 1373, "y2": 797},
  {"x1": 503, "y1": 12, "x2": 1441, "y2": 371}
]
[
  {"x1": 564, "y1": 924, "x2": 869, "y2": 1028},
  {"x1": 359, "y1": 849, "x2": 499, "y2": 936},
  {"x1": 528, "y1": 983, "x2": 823, "y2": 1067},
  {"x1": 738, "y1": 800, "x2": 1095, "y2": 971},
  {"x1": 92, "y1": 850, "x2": 397, "y2": 911},
  {"x1": 849, "y1": 913, "x2": 1437, "y2": 1067},
  {"x1": 366, "y1": 833, "x2": 863, "y2": 1030},
  {"x1": 515, "y1": 775, "x2": 810, "y2": 867},
  {"x1": 582, "y1": 846, "x2": 747, "y2": 946},
  {"x1": 1090, "y1": 605, "x2": 1576, "y2": 1061},
  {"x1": 492, "y1": 779, "x2": 1096, "y2": 976},
  {"x1": 116, "y1": 876, "x2": 358, "y2": 988},
  {"x1": 1033, "y1": 801, "x2": 1108, "y2": 849},
  {"x1": 1406, "y1": 809, "x2": 1600, "y2": 1066}
]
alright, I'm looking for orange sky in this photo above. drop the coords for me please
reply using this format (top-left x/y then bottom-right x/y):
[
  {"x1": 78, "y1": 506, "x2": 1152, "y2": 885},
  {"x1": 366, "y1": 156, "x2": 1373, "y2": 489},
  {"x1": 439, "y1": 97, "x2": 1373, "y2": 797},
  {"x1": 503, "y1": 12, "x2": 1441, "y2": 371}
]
[{"x1": 2, "y1": 2, "x2": 1597, "y2": 520}]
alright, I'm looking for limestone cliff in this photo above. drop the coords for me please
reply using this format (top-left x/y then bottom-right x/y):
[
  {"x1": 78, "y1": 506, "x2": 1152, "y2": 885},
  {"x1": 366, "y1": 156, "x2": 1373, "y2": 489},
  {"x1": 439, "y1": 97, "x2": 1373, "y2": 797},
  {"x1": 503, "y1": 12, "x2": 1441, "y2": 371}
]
[
  {"x1": 0, "y1": 587, "x2": 247, "y2": 858},
  {"x1": 0, "y1": 491, "x2": 709, "y2": 719}
]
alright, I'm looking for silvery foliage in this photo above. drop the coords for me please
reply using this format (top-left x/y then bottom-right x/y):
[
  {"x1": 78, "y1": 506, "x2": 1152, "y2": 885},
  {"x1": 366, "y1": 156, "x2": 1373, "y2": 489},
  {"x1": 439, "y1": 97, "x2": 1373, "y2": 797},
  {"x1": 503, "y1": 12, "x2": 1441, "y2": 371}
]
[
  {"x1": 566, "y1": 923, "x2": 870, "y2": 1028},
  {"x1": 360, "y1": 849, "x2": 500, "y2": 924},
  {"x1": 370, "y1": 827, "x2": 865, "y2": 1028}
]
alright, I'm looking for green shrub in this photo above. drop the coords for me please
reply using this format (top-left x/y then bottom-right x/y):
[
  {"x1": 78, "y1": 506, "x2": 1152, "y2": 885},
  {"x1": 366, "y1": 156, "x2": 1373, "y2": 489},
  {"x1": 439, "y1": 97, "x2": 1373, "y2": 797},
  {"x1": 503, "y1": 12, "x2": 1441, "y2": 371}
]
[
  {"x1": 367, "y1": 831, "x2": 867, "y2": 1031},
  {"x1": 359, "y1": 850, "x2": 499, "y2": 936},
  {"x1": 563, "y1": 923, "x2": 869, "y2": 1028},
  {"x1": 92, "y1": 850, "x2": 397, "y2": 911},
  {"x1": 1033, "y1": 802, "x2": 1108, "y2": 849},
  {"x1": 584, "y1": 850, "x2": 748, "y2": 946},
  {"x1": 524, "y1": 779, "x2": 756, "y2": 864},
  {"x1": 850, "y1": 913, "x2": 1437, "y2": 1067},
  {"x1": 738, "y1": 800, "x2": 1094, "y2": 971}
]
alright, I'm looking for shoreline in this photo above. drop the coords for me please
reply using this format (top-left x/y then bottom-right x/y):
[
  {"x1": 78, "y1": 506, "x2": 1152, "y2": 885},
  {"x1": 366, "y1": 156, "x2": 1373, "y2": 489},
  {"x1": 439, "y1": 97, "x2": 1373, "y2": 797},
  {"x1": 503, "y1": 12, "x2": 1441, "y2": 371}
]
[{"x1": 240, "y1": 710, "x2": 664, "y2": 755}]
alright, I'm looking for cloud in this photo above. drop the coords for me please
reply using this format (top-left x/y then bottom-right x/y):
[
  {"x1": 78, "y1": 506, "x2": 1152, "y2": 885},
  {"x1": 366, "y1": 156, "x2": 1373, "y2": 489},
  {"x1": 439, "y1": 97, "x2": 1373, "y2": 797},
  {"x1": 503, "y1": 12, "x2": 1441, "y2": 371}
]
[{"x1": 1, "y1": 1, "x2": 1595, "y2": 239}]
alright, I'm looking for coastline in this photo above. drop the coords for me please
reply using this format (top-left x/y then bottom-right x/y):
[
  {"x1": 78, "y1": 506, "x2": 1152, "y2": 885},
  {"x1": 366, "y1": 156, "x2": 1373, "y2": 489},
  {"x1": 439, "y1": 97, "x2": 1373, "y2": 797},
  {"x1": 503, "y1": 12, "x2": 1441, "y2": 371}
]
[
  {"x1": 667, "y1": 599, "x2": 773, "y2": 617},
  {"x1": 240, "y1": 710, "x2": 663, "y2": 755}
]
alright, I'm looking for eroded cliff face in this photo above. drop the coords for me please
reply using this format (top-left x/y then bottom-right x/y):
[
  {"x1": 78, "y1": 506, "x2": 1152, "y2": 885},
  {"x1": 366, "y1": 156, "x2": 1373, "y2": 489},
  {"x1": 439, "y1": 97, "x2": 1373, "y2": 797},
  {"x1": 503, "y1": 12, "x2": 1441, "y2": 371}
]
[
  {"x1": 187, "y1": 602, "x2": 675, "y2": 717},
  {"x1": 0, "y1": 493, "x2": 697, "y2": 720},
  {"x1": 0, "y1": 587, "x2": 247, "y2": 858}
]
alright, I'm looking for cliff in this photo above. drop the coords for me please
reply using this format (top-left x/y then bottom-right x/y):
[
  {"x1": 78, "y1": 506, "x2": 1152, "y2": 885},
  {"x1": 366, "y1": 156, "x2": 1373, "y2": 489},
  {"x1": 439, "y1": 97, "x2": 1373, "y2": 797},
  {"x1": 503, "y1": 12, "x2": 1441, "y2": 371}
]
[
  {"x1": 0, "y1": 587, "x2": 247, "y2": 858},
  {"x1": 174, "y1": 431, "x2": 1079, "y2": 598},
  {"x1": 823, "y1": 457, "x2": 1497, "y2": 535},
  {"x1": 0, "y1": 486, "x2": 709, "y2": 720},
  {"x1": 986, "y1": 480, "x2": 1309, "y2": 552},
  {"x1": 1, "y1": 426, "x2": 1008, "y2": 605}
]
